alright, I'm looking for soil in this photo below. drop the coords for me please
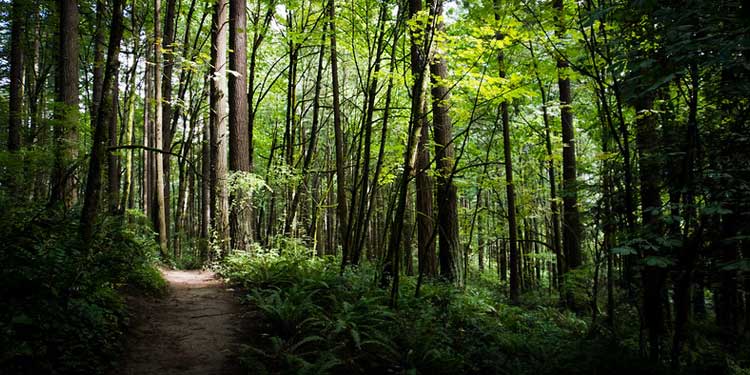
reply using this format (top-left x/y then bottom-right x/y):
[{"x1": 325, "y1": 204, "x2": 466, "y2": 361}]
[{"x1": 114, "y1": 269, "x2": 246, "y2": 375}]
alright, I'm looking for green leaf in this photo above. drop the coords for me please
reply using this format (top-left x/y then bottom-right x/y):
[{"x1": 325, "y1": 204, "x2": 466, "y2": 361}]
[
  {"x1": 610, "y1": 246, "x2": 637, "y2": 256},
  {"x1": 644, "y1": 256, "x2": 673, "y2": 268},
  {"x1": 11, "y1": 314, "x2": 33, "y2": 326},
  {"x1": 720, "y1": 259, "x2": 750, "y2": 271}
]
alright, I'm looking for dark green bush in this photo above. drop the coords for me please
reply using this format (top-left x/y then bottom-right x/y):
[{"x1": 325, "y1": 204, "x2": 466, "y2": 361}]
[
  {"x1": 0, "y1": 205, "x2": 165, "y2": 374},
  {"x1": 222, "y1": 240, "x2": 750, "y2": 375}
]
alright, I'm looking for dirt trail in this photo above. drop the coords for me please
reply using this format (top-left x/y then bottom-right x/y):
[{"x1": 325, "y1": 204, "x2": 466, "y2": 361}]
[{"x1": 115, "y1": 269, "x2": 245, "y2": 375}]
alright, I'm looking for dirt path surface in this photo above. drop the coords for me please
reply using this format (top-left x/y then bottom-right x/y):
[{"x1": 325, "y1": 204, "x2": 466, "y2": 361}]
[{"x1": 115, "y1": 269, "x2": 244, "y2": 375}]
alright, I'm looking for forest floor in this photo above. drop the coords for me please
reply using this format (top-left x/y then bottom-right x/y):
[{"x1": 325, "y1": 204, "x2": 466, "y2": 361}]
[{"x1": 114, "y1": 269, "x2": 248, "y2": 375}]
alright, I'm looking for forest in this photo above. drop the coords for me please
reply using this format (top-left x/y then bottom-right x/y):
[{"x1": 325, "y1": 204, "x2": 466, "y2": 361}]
[{"x1": 1, "y1": 0, "x2": 749, "y2": 373}]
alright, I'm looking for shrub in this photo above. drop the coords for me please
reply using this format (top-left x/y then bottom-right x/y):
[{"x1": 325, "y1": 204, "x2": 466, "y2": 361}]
[{"x1": 0, "y1": 207, "x2": 165, "y2": 374}]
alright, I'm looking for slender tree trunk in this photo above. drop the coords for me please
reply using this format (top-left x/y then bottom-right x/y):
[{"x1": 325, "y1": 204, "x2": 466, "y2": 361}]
[
  {"x1": 329, "y1": 0, "x2": 350, "y2": 263},
  {"x1": 210, "y1": 0, "x2": 231, "y2": 257},
  {"x1": 478, "y1": 193, "x2": 485, "y2": 272},
  {"x1": 121, "y1": 66, "x2": 137, "y2": 211},
  {"x1": 672, "y1": 64, "x2": 702, "y2": 368},
  {"x1": 554, "y1": 1, "x2": 583, "y2": 300},
  {"x1": 120, "y1": 10, "x2": 139, "y2": 211},
  {"x1": 529, "y1": 43, "x2": 563, "y2": 291},
  {"x1": 153, "y1": 0, "x2": 169, "y2": 256},
  {"x1": 91, "y1": 0, "x2": 104, "y2": 132},
  {"x1": 350, "y1": 4, "x2": 390, "y2": 265},
  {"x1": 161, "y1": 0, "x2": 178, "y2": 248},
  {"x1": 51, "y1": 0, "x2": 80, "y2": 208},
  {"x1": 495, "y1": 2, "x2": 519, "y2": 304},
  {"x1": 80, "y1": 0, "x2": 124, "y2": 242},
  {"x1": 429, "y1": 0, "x2": 462, "y2": 287},
  {"x1": 410, "y1": 0, "x2": 437, "y2": 278},
  {"x1": 636, "y1": 91, "x2": 665, "y2": 361},
  {"x1": 8, "y1": 0, "x2": 24, "y2": 155},
  {"x1": 228, "y1": 0, "x2": 253, "y2": 251},
  {"x1": 107, "y1": 71, "x2": 121, "y2": 213},
  {"x1": 285, "y1": 22, "x2": 327, "y2": 237}
]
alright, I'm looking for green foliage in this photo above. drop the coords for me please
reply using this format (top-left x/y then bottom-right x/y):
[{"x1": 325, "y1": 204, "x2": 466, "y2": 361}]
[
  {"x1": 0, "y1": 207, "x2": 165, "y2": 374},
  {"x1": 221, "y1": 244, "x2": 657, "y2": 375}
]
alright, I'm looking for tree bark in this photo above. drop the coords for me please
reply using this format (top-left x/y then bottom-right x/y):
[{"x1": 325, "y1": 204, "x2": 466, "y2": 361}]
[
  {"x1": 50, "y1": 0, "x2": 80, "y2": 208},
  {"x1": 153, "y1": 0, "x2": 169, "y2": 256},
  {"x1": 80, "y1": 0, "x2": 124, "y2": 242},
  {"x1": 410, "y1": 0, "x2": 437, "y2": 278},
  {"x1": 554, "y1": 0, "x2": 582, "y2": 278},
  {"x1": 229, "y1": 0, "x2": 253, "y2": 251},
  {"x1": 429, "y1": 0, "x2": 463, "y2": 287},
  {"x1": 329, "y1": 0, "x2": 350, "y2": 262},
  {"x1": 495, "y1": 2, "x2": 520, "y2": 304},
  {"x1": 210, "y1": 0, "x2": 231, "y2": 258},
  {"x1": 8, "y1": 0, "x2": 24, "y2": 154},
  {"x1": 636, "y1": 92, "x2": 665, "y2": 361},
  {"x1": 161, "y1": 0, "x2": 178, "y2": 247}
]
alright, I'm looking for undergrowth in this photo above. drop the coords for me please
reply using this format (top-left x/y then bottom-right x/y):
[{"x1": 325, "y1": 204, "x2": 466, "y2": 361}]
[
  {"x1": 220, "y1": 241, "x2": 661, "y2": 375},
  {"x1": 0, "y1": 204, "x2": 166, "y2": 374}
]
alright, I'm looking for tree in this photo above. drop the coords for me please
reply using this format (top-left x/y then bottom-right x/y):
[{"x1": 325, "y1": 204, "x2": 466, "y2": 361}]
[
  {"x1": 410, "y1": 0, "x2": 437, "y2": 278},
  {"x1": 495, "y1": 0, "x2": 519, "y2": 304},
  {"x1": 80, "y1": 0, "x2": 125, "y2": 242},
  {"x1": 50, "y1": 0, "x2": 80, "y2": 208},
  {"x1": 153, "y1": 0, "x2": 169, "y2": 255},
  {"x1": 211, "y1": 0, "x2": 231, "y2": 256},
  {"x1": 7, "y1": 0, "x2": 23, "y2": 155},
  {"x1": 329, "y1": 0, "x2": 350, "y2": 262},
  {"x1": 228, "y1": 0, "x2": 253, "y2": 251},
  {"x1": 429, "y1": 0, "x2": 463, "y2": 286}
]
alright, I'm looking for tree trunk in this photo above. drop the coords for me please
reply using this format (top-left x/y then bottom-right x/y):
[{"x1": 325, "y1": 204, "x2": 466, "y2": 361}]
[
  {"x1": 228, "y1": 0, "x2": 253, "y2": 251},
  {"x1": 161, "y1": 0, "x2": 178, "y2": 248},
  {"x1": 153, "y1": 0, "x2": 169, "y2": 256},
  {"x1": 51, "y1": 0, "x2": 80, "y2": 208},
  {"x1": 410, "y1": 0, "x2": 437, "y2": 278},
  {"x1": 554, "y1": 0, "x2": 583, "y2": 292},
  {"x1": 429, "y1": 0, "x2": 463, "y2": 287},
  {"x1": 635, "y1": 91, "x2": 665, "y2": 361},
  {"x1": 8, "y1": 0, "x2": 24, "y2": 155},
  {"x1": 495, "y1": 2, "x2": 519, "y2": 304},
  {"x1": 329, "y1": 0, "x2": 350, "y2": 263},
  {"x1": 80, "y1": 0, "x2": 124, "y2": 242},
  {"x1": 210, "y1": 0, "x2": 230, "y2": 259}
]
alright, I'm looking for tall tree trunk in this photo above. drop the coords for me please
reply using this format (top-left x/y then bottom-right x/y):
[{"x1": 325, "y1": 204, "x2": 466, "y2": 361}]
[
  {"x1": 529, "y1": 43, "x2": 563, "y2": 290},
  {"x1": 51, "y1": 0, "x2": 80, "y2": 208},
  {"x1": 554, "y1": 0, "x2": 582, "y2": 283},
  {"x1": 329, "y1": 0, "x2": 350, "y2": 263},
  {"x1": 350, "y1": 4, "x2": 390, "y2": 266},
  {"x1": 90, "y1": 0, "x2": 105, "y2": 132},
  {"x1": 284, "y1": 21, "x2": 327, "y2": 237},
  {"x1": 636, "y1": 91, "x2": 665, "y2": 361},
  {"x1": 143, "y1": 45, "x2": 152, "y2": 219},
  {"x1": 229, "y1": 0, "x2": 253, "y2": 251},
  {"x1": 429, "y1": 0, "x2": 462, "y2": 286},
  {"x1": 161, "y1": 0, "x2": 178, "y2": 248},
  {"x1": 672, "y1": 64, "x2": 702, "y2": 368},
  {"x1": 107, "y1": 69, "x2": 121, "y2": 213},
  {"x1": 210, "y1": 0, "x2": 230, "y2": 257},
  {"x1": 495, "y1": 2, "x2": 519, "y2": 304},
  {"x1": 8, "y1": 0, "x2": 24, "y2": 156},
  {"x1": 80, "y1": 0, "x2": 124, "y2": 242},
  {"x1": 120, "y1": 59, "x2": 138, "y2": 211},
  {"x1": 153, "y1": 0, "x2": 169, "y2": 256},
  {"x1": 120, "y1": 5, "x2": 140, "y2": 210},
  {"x1": 410, "y1": 0, "x2": 437, "y2": 278}
]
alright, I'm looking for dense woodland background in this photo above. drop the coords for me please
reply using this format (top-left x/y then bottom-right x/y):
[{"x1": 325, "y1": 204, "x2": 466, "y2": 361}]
[{"x1": 1, "y1": 0, "x2": 750, "y2": 373}]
